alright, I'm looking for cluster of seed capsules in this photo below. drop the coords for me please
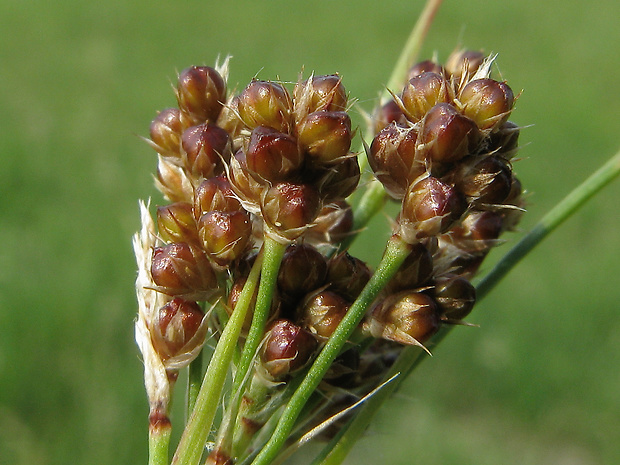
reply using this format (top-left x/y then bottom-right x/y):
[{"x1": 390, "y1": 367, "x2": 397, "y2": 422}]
[{"x1": 143, "y1": 49, "x2": 524, "y2": 449}]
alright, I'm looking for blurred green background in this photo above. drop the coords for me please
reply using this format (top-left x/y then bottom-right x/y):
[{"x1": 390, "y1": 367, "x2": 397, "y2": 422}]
[{"x1": 1, "y1": 0, "x2": 618, "y2": 464}]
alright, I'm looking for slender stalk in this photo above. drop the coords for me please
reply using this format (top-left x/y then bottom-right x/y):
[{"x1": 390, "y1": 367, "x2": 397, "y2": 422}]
[
  {"x1": 170, "y1": 255, "x2": 263, "y2": 465},
  {"x1": 186, "y1": 350, "x2": 203, "y2": 421},
  {"x1": 250, "y1": 235, "x2": 412, "y2": 465},
  {"x1": 149, "y1": 414, "x2": 172, "y2": 465},
  {"x1": 311, "y1": 146, "x2": 620, "y2": 465}
]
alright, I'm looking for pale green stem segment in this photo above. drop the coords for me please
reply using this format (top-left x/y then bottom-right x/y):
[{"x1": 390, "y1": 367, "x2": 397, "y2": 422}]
[
  {"x1": 149, "y1": 424, "x2": 172, "y2": 465},
  {"x1": 249, "y1": 235, "x2": 412, "y2": 465},
  {"x1": 170, "y1": 255, "x2": 263, "y2": 465},
  {"x1": 186, "y1": 350, "x2": 203, "y2": 421},
  {"x1": 311, "y1": 146, "x2": 620, "y2": 465}
]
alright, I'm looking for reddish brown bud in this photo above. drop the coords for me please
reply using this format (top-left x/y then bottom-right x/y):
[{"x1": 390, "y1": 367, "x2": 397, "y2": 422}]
[
  {"x1": 306, "y1": 199, "x2": 354, "y2": 245},
  {"x1": 151, "y1": 242, "x2": 217, "y2": 299},
  {"x1": 149, "y1": 108, "x2": 189, "y2": 158},
  {"x1": 176, "y1": 66, "x2": 226, "y2": 124},
  {"x1": 261, "y1": 319, "x2": 318, "y2": 379},
  {"x1": 447, "y1": 210, "x2": 504, "y2": 254},
  {"x1": 157, "y1": 202, "x2": 200, "y2": 245},
  {"x1": 198, "y1": 210, "x2": 252, "y2": 266},
  {"x1": 278, "y1": 244, "x2": 328, "y2": 300},
  {"x1": 193, "y1": 175, "x2": 241, "y2": 220},
  {"x1": 246, "y1": 126, "x2": 303, "y2": 182},
  {"x1": 434, "y1": 275, "x2": 476, "y2": 321},
  {"x1": 297, "y1": 111, "x2": 352, "y2": 164},
  {"x1": 459, "y1": 79, "x2": 515, "y2": 130},
  {"x1": 488, "y1": 120, "x2": 520, "y2": 158},
  {"x1": 237, "y1": 80, "x2": 294, "y2": 133},
  {"x1": 367, "y1": 291, "x2": 440, "y2": 345},
  {"x1": 300, "y1": 290, "x2": 350, "y2": 340},
  {"x1": 445, "y1": 50, "x2": 485, "y2": 81},
  {"x1": 374, "y1": 100, "x2": 406, "y2": 134},
  {"x1": 453, "y1": 155, "x2": 513, "y2": 206},
  {"x1": 387, "y1": 242, "x2": 434, "y2": 293},
  {"x1": 400, "y1": 176, "x2": 466, "y2": 242},
  {"x1": 407, "y1": 60, "x2": 445, "y2": 79},
  {"x1": 326, "y1": 251, "x2": 372, "y2": 302},
  {"x1": 310, "y1": 155, "x2": 361, "y2": 200},
  {"x1": 294, "y1": 74, "x2": 348, "y2": 115},
  {"x1": 227, "y1": 150, "x2": 264, "y2": 211},
  {"x1": 401, "y1": 72, "x2": 453, "y2": 123},
  {"x1": 418, "y1": 103, "x2": 480, "y2": 164},
  {"x1": 262, "y1": 182, "x2": 321, "y2": 241},
  {"x1": 181, "y1": 123, "x2": 230, "y2": 179},
  {"x1": 152, "y1": 298, "x2": 205, "y2": 360}
]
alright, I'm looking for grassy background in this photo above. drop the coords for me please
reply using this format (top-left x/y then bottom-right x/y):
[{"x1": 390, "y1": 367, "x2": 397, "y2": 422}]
[{"x1": 1, "y1": 0, "x2": 619, "y2": 464}]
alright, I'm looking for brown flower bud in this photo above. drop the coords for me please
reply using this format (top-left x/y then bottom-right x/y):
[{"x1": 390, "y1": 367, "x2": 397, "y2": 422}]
[
  {"x1": 300, "y1": 290, "x2": 350, "y2": 340},
  {"x1": 407, "y1": 60, "x2": 445, "y2": 79},
  {"x1": 261, "y1": 181, "x2": 321, "y2": 241},
  {"x1": 366, "y1": 291, "x2": 440, "y2": 345},
  {"x1": 176, "y1": 66, "x2": 226, "y2": 124},
  {"x1": 198, "y1": 210, "x2": 252, "y2": 266},
  {"x1": 193, "y1": 175, "x2": 241, "y2": 220},
  {"x1": 453, "y1": 155, "x2": 513, "y2": 207},
  {"x1": 151, "y1": 298, "x2": 206, "y2": 361},
  {"x1": 149, "y1": 108, "x2": 190, "y2": 158},
  {"x1": 246, "y1": 126, "x2": 303, "y2": 182},
  {"x1": 445, "y1": 49, "x2": 485, "y2": 81},
  {"x1": 459, "y1": 78, "x2": 515, "y2": 130},
  {"x1": 151, "y1": 242, "x2": 217, "y2": 299},
  {"x1": 449, "y1": 210, "x2": 504, "y2": 253},
  {"x1": 309, "y1": 155, "x2": 361, "y2": 200},
  {"x1": 306, "y1": 199, "x2": 354, "y2": 245},
  {"x1": 261, "y1": 319, "x2": 318, "y2": 379},
  {"x1": 369, "y1": 123, "x2": 425, "y2": 199},
  {"x1": 401, "y1": 72, "x2": 453, "y2": 123},
  {"x1": 418, "y1": 103, "x2": 480, "y2": 165},
  {"x1": 237, "y1": 80, "x2": 294, "y2": 133},
  {"x1": 373, "y1": 100, "x2": 406, "y2": 134},
  {"x1": 399, "y1": 176, "x2": 466, "y2": 242},
  {"x1": 294, "y1": 74, "x2": 348, "y2": 116},
  {"x1": 488, "y1": 120, "x2": 520, "y2": 159},
  {"x1": 297, "y1": 111, "x2": 352, "y2": 164},
  {"x1": 157, "y1": 202, "x2": 200, "y2": 245},
  {"x1": 326, "y1": 251, "x2": 372, "y2": 302},
  {"x1": 433, "y1": 275, "x2": 476, "y2": 321},
  {"x1": 278, "y1": 244, "x2": 328, "y2": 301},
  {"x1": 181, "y1": 123, "x2": 230, "y2": 179},
  {"x1": 227, "y1": 150, "x2": 264, "y2": 212},
  {"x1": 386, "y1": 242, "x2": 434, "y2": 293}
]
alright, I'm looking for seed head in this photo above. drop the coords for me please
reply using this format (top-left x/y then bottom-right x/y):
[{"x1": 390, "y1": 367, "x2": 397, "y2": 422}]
[
  {"x1": 300, "y1": 290, "x2": 350, "y2": 340},
  {"x1": 149, "y1": 108, "x2": 190, "y2": 158},
  {"x1": 401, "y1": 72, "x2": 453, "y2": 123},
  {"x1": 261, "y1": 319, "x2": 318, "y2": 379},
  {"x1": 237, "y1": 80, "x2": 294, "y2": 133},
  {"x1": 156, "y1": 202, "x2": 200, "y2": 245},
  {"x1": 198, "y1": 210, "x2": 252, "y2": 266},
  {"x1": 297, "y1": 110, "x2": 352, "y2": 164},
  {"x1": 193, "y1": 175, "x2": 241, "y2": 220},
  {"x1": 246, "y1": 126, "x2": 303, "y2": 182},
  {"x1": 176, "y1": 66, "x2": 226, "y2": 124},
  {"x1": 181, "y1": 123, "x2": 230, "y2": 179},
  {"x1": 459, "y1": 78, "x2": 515, "y2": 131}
]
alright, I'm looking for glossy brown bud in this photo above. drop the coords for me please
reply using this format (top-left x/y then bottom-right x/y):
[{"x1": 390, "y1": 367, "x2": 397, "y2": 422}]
[
  {"x1": 176, "y1": 66, "x2": 226, "y2": 124},
  {"x1": 300, "y1": 290, "x2": 350, "y2": 340},
  {"x1": 488, "y1": 120, "x2": 520, "y2": 158},
  {"x1": 401, "y1": 72, "x2": 453, "y2": 123},
  {"x1": 262, "y1": 182, "x2": 321, "y2": 241},
  {"x1": 306, "y1": 199, "x2": 354, "y2": 245},
  {"x1": 278, "y1": 244, "x2": 328, "y2": 300},
  {"x1": 418, "y1": 103, "x2": 480, "y2": 164},
  {"x1": 151, "y1": 242, "x2": 217, "y2": 299},
  {"x1": 157, "y1": 202, "x2": 200, "y2": 245},
  {"x1": 193, "y1": 175, "x2": 241, "y2": 220},
  {"x1": 450, "y1": 210, "x2": 504, "y2": 252},
  {"x1": 373, "y1": 100, "x2": 406, "y2": 134},
  {"x1": 459, "y1": 79, "x2": 515, "y2": 130},
  {"x1": 297, "y1": 111, "x2": 352, "y2": 164},
  {"x1": 407, "y1": 60, "x2": 445, "y2": 79},
  {"x1": 367, "y1": 291, "x2": 440, "y2": 345},
  {"x1": 445, "y1": 49, "x2": 485, "y2": 81},
  {"x1": 152, "y1": 298, "x2": 205, "y2": 361},
  {"x1": 294, "y1": 74, "x2": 348, "y2": 116},
  {"x1": 433, "y1": 275, "x2": 476, "y2": 321},
  {"x1": 261, "y1": 319, "x2": 318, "y2": 379},
  {"x1": 149, "y1": 108, "x2": 190, "y2": 158},
  {"x1": 369, "y1": 123, "x2": 425, "y2": 199},
  {"x1": 399, "y1": 176, "x2": 466, "y2": 242},
  {"x1": 246, "y1": 126, "x2": 303, "y2": 182},
  {"x1": 454, "y1": 155, "x2": 513, "y2": 206},
  {"x1": 237, "y1": 80, "x2": 294, "y2": 133},
  {"x1": 198, "y1": 210, "x2": 252, "y2": 266},
  {"x1": 326, "y1": 251, "x2": 372, "y2": 302},
  {"x1": 181, "y1": 123, "x2": 230, "y2": 179},
  {"x1": 386, "y1": 242, "x2": 434, "y2": 293},
  {"x1": 310, "y1": 155, "x2": 361, "y2": 200}
]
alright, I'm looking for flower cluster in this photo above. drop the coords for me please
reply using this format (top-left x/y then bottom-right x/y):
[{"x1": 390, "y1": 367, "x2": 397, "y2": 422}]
[{"x1": 134, "y1": 49, "x2": 524, "y2": 465}]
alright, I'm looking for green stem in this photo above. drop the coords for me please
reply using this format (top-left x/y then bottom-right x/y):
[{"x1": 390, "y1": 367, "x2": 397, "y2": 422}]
[
  {"x1": 311, "y1": 146, "x2": 620, "y2": 465},
  {"x1": 250, "y1": 235, "x2": 412, "y2": 465},
  {"x1": 186, "y1": 350, "x2": 203, "y2": 421},
  {"x1": 149, "y1": 421, "x2": 172, "y2": 465},
  {"x1": 170, "y1": 255, "x2": 263, "y2": 465}
]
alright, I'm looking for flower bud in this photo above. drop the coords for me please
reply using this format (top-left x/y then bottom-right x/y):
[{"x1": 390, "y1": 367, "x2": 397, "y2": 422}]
[
  {"x1": 309, "y1": 155, "x2": 361, "y2": 200},
  {"x1": 151, "y1": 298, "x2": 206, "y2": 361},
  {"x1": 445, "y1": 49, "x2": 485, "y2": 81},
  {"x1": 433, "y1": 275, "x2": 476, "y2": 321},
  {"x1": 401, "y1": 72, "x2": 453, "y2": 123},
  {"x1": 294, "y1": 74, "x2": 348, "y2": 117},
  {"x1": 300, "y1": 290, "x2": 350, "y2": 340},
  {"x1": 306, "y1": 199, "x2": 354, "y2": 245},
  {"x1": 193, "y1": 175, "x2": 241, "y2": 220},
  {"x1": 149, "y1": 108, "x2": 190, "y2": 158},
  {"x1": 366, "y1": 291, "x2": 440, "y2": 345},
  {"x1": 157, "y1": 202, "x2": 200, "y2": 245},
  {"x1": 155, "y1": 155, "x2": 194, "y2": 203},
  {"x1": 488, "y1": 120, "x2": 520, "y2": 159},
  {"x1": 246, "y1": 126, "x2": 303, "y2": 182},
  {"x1": 449, "y1": 210, "x2": 504, "y2": 253},
  {"x1": 386, "y1": 242, "x2": 434, "y2": 293},
  {"x1": 297, "y1": 111, "x2": 352, "y2": 164},
  {"x1": 453, "y1": 155, "x2": 513, "y2": 206},
  {"x1": 459, "y1": 78, "x2": 515, "y2": 130},
  {"x1": 278, "y1": 244, "x2": 328, "y2": 301},
  {"x1": 227, "y1": 150, "x2": 264, "y2": 212},
  {"x1": 407, "y1": 60, "x2": 445, "y2": 79},
  {"x1": 151, "y1": 242, "x2": 217, "y2": 299},
  {"x1": 418, "y1": 103, "x2": 480, "y2": 165},
  {"x1": 399, "y1": 176, "x2": 466, "y2": 242},
  {"x1": 261, "y1": 319, "x2": 318, "y2": 379},
  {"x1": 198, "y1": 210, "x2": 252, "y2": 266},
  {"x1": 181, "y1": 123, "x2": 230, "y2": 179},
  {"x1": 373, "y1": 100, "x2": 406, "y2": 134},
  {"x1": 176, "y1": 66, "x2": 226, "y2": 124},
  {"x1": 326, "y1": 251, "x2": 372, "y2": 302},
  {"x1": 261, "y1": 181, "x2": 321, "y2": 241},
  {"x1": 369, "y1": 123, "x2": 425, "y2": 199},
  {"x1": 237, "y1": 80, "x2": 294, "y2": 133}
]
